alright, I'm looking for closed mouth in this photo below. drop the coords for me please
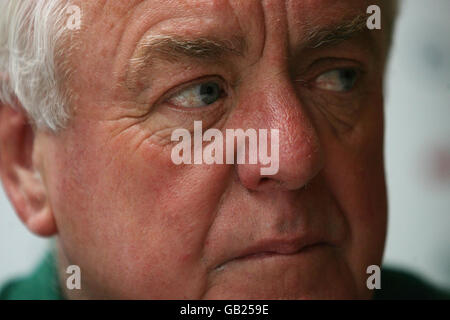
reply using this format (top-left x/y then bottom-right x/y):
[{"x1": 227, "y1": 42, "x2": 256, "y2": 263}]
[{"x1": 214, "y1": 241, "x2": 329, "y2": 271}]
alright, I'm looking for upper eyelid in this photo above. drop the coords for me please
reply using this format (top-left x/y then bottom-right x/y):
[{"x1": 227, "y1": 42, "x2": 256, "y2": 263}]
[
  {"x1": 297, "y1": 57, "x2": 366, "y2": 78},
  {"x1": 308, "y1": 56, "x2": 364, "y2": 67},
  {"x1": 296, "y1": 65, "x2": 364, "y2": 88}
]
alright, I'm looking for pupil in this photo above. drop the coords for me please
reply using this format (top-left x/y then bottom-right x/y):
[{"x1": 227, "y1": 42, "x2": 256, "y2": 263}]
[
  {"x1": 200, "y1": 82, "x2": 220, "y2": 105},
  {"x1": 339, "y1": 69, "x2": 357, "y2": 90}
]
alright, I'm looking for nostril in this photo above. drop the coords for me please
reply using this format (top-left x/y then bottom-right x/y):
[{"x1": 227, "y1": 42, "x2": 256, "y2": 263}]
[{"x1": 257, "y1": 177, "x2": 275, "y2": 189}]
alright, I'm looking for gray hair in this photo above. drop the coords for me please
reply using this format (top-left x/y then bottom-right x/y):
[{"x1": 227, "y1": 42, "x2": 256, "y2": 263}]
[
  {"x1": 0, "y1": 0, "x2": 70, "y2": 131},
  {"x1": 0, "y1": 0, "x2": 398, "y2": 132}
]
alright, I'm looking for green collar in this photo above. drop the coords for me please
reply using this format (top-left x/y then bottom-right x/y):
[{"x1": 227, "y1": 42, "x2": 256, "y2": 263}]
[{"x1": 0, "y1": 250, "x2": 64, "y2": 300}]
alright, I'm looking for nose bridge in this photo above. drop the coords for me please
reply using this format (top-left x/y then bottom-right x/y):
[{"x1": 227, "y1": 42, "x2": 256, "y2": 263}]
[{"x1": 233, "y1": 69, "x2": 324, "y2": 191}]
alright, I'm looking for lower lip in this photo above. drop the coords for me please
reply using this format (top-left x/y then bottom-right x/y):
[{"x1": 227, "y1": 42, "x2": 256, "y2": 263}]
[{"x1": 231, "y1": 243, "x2": 327, "y2": 263}]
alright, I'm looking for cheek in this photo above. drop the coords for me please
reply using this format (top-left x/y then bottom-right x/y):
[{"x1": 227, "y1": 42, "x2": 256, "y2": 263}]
[
  {"x1": 46, "y1": 127, "x2": 232, "y2": 298},
  {"x1": 323, "y1": 141, "x2": 386, "y2": 254},
  {"x1": 338, "y1": 150, "x2": 387, "y2": 298},
  {"x1": 320, "y1": 104, "x2": 387, "y2": 294}
]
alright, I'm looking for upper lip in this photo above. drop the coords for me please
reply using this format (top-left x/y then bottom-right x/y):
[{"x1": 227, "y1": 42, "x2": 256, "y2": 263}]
[{"x1": 223, "y1": 235, "x2": 327, "y2": 265}]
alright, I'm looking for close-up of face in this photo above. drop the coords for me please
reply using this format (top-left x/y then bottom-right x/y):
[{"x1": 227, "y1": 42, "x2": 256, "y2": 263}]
[{"x1": 0, "y1": 0, "x2": 394, "y2": 300}]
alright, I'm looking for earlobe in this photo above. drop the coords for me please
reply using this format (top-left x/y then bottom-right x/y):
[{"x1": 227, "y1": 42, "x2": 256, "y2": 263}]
[
  {"x1": 0, "y1": 101, "x2": 57, "y2": 237},
  {"x1": 27, "y1": 205, "x2": 58, "y2": 237}
]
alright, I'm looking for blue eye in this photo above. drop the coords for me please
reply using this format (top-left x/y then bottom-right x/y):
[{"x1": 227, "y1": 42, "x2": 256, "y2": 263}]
[
  {"x1": 167, "y1": 81, "x2": 223, "y2": 108},
  {"x1": 315, "y1": 68, "x2": 359, "y2": 92}
]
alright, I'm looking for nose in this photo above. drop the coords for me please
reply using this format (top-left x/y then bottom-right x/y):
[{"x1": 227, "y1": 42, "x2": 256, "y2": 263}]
[{"x1": 232, "y1": 72, "x2": 324, "y2": 191}]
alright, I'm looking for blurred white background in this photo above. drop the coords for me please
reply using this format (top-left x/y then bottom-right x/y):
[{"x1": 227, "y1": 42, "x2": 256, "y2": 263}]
[
  {"x1": 383, "y1": 0, "x2": 450, "y2": 288},
  {"x1": 1, "y1": 0, "x2": 449, "y2": 289}
]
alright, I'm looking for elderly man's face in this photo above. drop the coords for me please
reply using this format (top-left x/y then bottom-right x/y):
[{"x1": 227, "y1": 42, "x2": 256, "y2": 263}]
[{"x1": 34, "y1": 0, "x2": 387, "y2": 299}]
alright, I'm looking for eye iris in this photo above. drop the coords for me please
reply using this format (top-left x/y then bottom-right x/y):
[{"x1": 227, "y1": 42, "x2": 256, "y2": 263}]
[
  {"x1": 339, "y1": 69, "x2": 357, "y2": 91},
  {"x1": 199, "y1": 82, "x2": 221, "y2": 105}
]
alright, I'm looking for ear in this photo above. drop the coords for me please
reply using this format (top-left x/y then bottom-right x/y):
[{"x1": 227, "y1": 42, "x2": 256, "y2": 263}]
[{"x1": 0, "y1": 100, "x2": 57, "y2": 237}]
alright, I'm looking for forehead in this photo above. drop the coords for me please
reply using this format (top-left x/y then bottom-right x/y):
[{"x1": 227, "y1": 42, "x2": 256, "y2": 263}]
[
  {"x1": 75, "y1": 0, "x2": 377, "y2": 61},
  {"x1": 78, "y1": 0, "x2": 372, "y2": 32},
  {"x1": 67, "y1": 0, "x2": 381, "y2": 101},
  {"x1": 286, "y1": 0, "x2": 371, "y2": 37},
  {"x1": 75, "y1": 0, "x2": 379, "y2": 59}
]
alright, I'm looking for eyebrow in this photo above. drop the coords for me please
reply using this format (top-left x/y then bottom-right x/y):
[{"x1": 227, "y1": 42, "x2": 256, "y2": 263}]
[
  {"x1": 303, "y1": 14, "x2": 370, "y2": 49},
  {"x1": 125, "y1": 14, "x2": 371, "y2": 89},
  {"x1": 130, "y1": 35, "x2": 242, "y2": 74},
  {"x1": 132, "y1": 35, "x2": 246, "y2": 62},
  {"x1": 126, "y1": 35, "x2": 246, "y2": 90}
]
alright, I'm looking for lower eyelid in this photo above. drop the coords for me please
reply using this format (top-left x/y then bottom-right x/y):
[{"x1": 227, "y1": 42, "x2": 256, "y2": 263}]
[
  {"x1": 166, "y1": 95, "x2": 228, "y2": 114},
  {"x1": 166, "y1": 91, "x2": 228, "y2": 112}
]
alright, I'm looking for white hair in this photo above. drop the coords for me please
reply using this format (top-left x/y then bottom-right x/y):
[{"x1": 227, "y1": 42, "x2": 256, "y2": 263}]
[{"x1": 0, "y1": 0, "x2": 70, "y2": 131}]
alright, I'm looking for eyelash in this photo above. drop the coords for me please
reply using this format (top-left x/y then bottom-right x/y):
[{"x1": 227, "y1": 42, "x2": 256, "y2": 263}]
[
  {"x1": 313, "y1": 67, "x2": 362, "y2": 92},
  {"x1": 162, "y1": 76, "x2": 228, "y2": 110}
]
